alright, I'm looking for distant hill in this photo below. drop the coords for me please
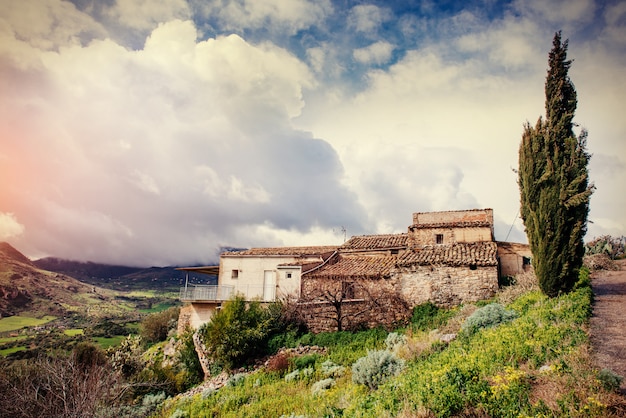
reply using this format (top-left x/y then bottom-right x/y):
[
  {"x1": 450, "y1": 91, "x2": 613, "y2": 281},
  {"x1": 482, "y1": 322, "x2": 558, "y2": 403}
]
[
  {"x1": 33, "y1": 258, "x2": 217, "y2": 291},
  {"x1": 0, "y1": 243, "x2": 123, "y2": 318}
]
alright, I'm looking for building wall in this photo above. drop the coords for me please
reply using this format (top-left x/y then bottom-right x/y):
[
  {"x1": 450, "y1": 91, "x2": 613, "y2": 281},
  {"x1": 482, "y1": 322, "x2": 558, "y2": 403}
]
[
  {"x1": 299, "y1": 276, "x2": 410, "y2": 332},
  {"x1": 396, "y1": 265, "x2": 499, "y2": 308},
  {"x1": 177, "y1": 302, "x2": 220, "y2": 333},
  {"x1": 409, "y1": 226, "x2": 493, "y2": 246},
  {"x1": 219, "y1": 256, "x2": 311, "y2": 300},
  {"x1": 412, "y1": 208, "x2": 493, "y2": 225},
  {"x1": 497, "y1": 243, "x2": 533, "y2": 278}
]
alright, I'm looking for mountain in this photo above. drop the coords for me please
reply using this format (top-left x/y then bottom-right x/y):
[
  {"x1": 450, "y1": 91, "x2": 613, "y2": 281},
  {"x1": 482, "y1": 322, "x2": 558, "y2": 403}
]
[
  {"x1": 0, "y1": 243, "x2": 122, "y2": 318},
  {"x1": 33, "y1": 258, "x2": 217, "y2": 291}
]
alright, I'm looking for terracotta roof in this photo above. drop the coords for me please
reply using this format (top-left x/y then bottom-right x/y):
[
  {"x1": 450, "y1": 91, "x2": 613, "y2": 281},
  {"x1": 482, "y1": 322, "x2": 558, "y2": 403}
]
[
  {"x1": 397, "y1": 242, "x2": 498, "y2": 267},
  {"x1": 340, "y1": 234, "x2": 408, "y2": 252},
  {"x1": 222, "y1": 246, "x2": 337, "y2": 257},
  {"x1": 496, "y1": 241, "x2": 531, "y2": 255},
  {"x1": 304, "y1": 254, "x2": 398, "y2": 279}
]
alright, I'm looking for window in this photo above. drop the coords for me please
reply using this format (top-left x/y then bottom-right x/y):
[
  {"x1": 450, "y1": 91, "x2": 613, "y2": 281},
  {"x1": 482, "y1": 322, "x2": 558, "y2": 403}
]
[
  {"x1": 436, "y1": 234, "x2": 444, "y2": 244},
  {"x1": 231, "y1": 269, "x2": 239, "y2": 279},
  {"x1": 286, "y1": 272, "x2": 292, "y2": 279},
  {"x1": 522, "y1": 256, "x2": 531, "y2": 266},
  {"x1": 342, "y1": 281, "x2": 355, "y2": 299},
  {"x1": 469, "y1": 264, "x2": 477, "y2": 271}
]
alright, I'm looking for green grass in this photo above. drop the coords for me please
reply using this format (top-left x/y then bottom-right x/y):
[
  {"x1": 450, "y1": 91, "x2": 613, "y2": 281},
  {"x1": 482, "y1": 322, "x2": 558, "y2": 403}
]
[
  {"x1": 0, "y1": 315, "x2": 57, "y2": 333},
  {"x1": 139, "y1": 300, "x2": 179, "y2": 314},
  {"x1": 92, "y1": 335, "x2": 126, "y2": 349},
  {"x1": 0, "y1": 346, "x2": 27, "y2": 356},
  {"x1": 0, "y1": 335, "x2": 30, "y2": 344},
  {"x1": 64, "y1": 328, "x2": 84, "y2": 337}
]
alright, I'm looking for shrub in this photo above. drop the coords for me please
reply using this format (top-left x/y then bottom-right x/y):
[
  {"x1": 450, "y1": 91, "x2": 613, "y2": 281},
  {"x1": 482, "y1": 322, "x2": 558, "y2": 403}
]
[
  {"x1": 461, "y1": 303, "x2": 518, "y2": 334},
  {"x1": 177, "y1": 330, "x2": 204, "y2": 387},
  {"x1": 385, "y1": 332, "x2": 407, "y2": 351},
  {"x1": 267, "y1": 351, "x2": 291, "y2": 374},
  {"x1": 311, "y1": 378, "x2": 335, "y2": 396},
  {"x1": 351, "y1": 349, "x2": 405, "y2": 390},
  {"x1": 321, "y1": 360, "x2": 346, "y2": 378},
  {"x1": 226, "y1": 372, "x2": 247, "y2": 387},
  {"x1": 292, "y1": 353, "x2": 319, "y2": 370},
  {"x1": 170, "y1": 409, "x2": 188, "y2": 418},
  {"x1": 597, "y1": 368, "x2": 623, "y2": 392},
  {"x1": 199, "y1": 295, "x2": 280, "y2": 369},
  {"x1": 411, "y1": 302, "x2": 454, "y2": 331},
  {"x1": 140, "y1": 306, "x2": 180, "y2": 344}
]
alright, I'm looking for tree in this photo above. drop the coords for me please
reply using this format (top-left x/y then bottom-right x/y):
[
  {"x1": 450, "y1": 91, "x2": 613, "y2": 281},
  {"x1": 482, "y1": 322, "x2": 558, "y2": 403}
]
[
  {"x1": 518, "y1": 31, "x2": 594, "y2": 297},
  {"x1": 198, "y1": 295, "x2": 278, "y2": 370}
]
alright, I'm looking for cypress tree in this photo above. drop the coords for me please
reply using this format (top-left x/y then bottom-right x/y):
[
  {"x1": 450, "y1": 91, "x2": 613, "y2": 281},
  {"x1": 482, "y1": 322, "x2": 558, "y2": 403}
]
[{"x1": 518, "y1": 31, "x2": 594, "y2": 297}]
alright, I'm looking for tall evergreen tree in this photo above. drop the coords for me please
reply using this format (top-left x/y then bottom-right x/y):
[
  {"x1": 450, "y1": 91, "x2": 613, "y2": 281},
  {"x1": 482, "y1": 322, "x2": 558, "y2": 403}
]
[{"x1": 518, "y1": 31, "x2": 594, "y2": 297}]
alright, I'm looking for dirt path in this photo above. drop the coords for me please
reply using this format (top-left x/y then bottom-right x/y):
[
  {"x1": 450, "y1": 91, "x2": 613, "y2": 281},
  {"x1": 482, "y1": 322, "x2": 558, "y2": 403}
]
[{"x1": 590, "y1": 259, "x2": 626, "y2": 394}]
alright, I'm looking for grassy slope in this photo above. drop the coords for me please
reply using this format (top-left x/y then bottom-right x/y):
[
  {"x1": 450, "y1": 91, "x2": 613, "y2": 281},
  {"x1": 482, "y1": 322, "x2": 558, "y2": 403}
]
[{"x1": 159, "y1": 279, "x2": 626, "y2": 418}]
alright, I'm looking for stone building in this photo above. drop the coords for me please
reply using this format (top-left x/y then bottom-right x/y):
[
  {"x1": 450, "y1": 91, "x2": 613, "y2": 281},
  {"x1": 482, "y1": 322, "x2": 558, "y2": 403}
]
[{"x1": 178, "y1": 208, "x2": 531, "y2": 333}]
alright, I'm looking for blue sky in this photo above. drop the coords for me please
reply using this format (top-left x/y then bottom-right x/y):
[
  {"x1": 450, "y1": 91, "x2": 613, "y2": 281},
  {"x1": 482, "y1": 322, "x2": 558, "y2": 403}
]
[{"x1": 0, "y1": 0, "x2": 624, "y2": 266}]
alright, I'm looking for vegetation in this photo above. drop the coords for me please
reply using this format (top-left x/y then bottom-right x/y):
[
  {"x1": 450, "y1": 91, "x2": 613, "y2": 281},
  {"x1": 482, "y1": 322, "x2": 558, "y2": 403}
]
[
  {"x1": 198, "y1": 295, "x2": 282, "y2": 370},
  {"x1": 0, "y1": 315, "x2": 56, "y2": 333},
  {"x1": 518, "y1": 31, "x2": 594, "y2": 297},
  {"x1": 586, "y1": 235, "x2": 626, "y2": 260},
  {"x1": 157, "y1": 268, "x2": 624, "y2": 417},
  {"x1": 140, "y1": 306, "x2": 181, "y2": 344},
  {"x1": 460, "y1": 303, "x2": 518, "y2": 334}
]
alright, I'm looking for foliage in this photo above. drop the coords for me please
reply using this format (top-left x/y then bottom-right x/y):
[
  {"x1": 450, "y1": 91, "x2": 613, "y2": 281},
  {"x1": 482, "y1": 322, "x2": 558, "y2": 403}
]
[
  {"x1": 311, "y1": 378, "x2": 335, "y2": 396},
  {"x1": 177, "y1": 330, "x2": 203, "y2": 387},
  {"x1": 597, "y1": 368, "x2": 623, "y2": 392},
  {"x1": 411, "y1": 302, "x2": 455, "y2": 331},
  {"x1": 585, "y1": 235, "x2": 626, "y2": 260},
  {"x1": 140, "y1": 306, "x2": 180, "y2": 344},
  {"x1": 291, "y1": 353, "x2": 319, "y2": 370},
  {"x1": 384, "y1": 332, "x2": 407, "y2": 351},
  {"x1": 109, "y1": 335, "x2": 145, "y2": 378},
  {"x1": 320, "y1": 359, "x2": 346, "y2": 378},
  {"x1": 518, "y1": 31, "x2": 593, "y2": 297},
  {"x1": 352, "y1": 349, "x2": 405, "y2": 390},
  {"x1": 461, "y1": 303, "x2": 518, "y2": 334},
  {"x1": 198, "y1": 295, "x2": 279, "y2": 370},
  {"x1": 0, "y1": 350, "x2": 125, "y2": 417}
]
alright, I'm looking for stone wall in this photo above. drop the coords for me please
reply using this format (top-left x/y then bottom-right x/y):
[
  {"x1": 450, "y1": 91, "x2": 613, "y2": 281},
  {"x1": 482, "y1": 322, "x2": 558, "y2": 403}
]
[
  {"x1": 396, "y1": 264, "x2": 498, "y2": 308},
  {"x1": 299, "y1": 277, "x2": 410, "y2": 333}
]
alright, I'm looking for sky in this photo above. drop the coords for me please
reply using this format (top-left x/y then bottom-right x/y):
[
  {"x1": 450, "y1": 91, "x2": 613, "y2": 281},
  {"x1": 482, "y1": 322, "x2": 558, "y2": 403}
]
[{"x1": 0, "y1": 0, "x2": 624, "y2": 267}]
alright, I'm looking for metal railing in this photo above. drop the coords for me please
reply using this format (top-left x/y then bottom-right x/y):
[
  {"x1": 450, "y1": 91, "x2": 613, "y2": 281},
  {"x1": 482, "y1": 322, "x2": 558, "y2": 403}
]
[{"x1": 179, "y1": 284, "x2": 276, "y2": 302}]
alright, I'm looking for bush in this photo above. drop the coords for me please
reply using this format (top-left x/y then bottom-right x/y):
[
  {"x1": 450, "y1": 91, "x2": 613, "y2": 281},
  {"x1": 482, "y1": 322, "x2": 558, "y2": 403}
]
[
  {"x1": 597, "y1": 368, "x2": 623, "y2": 392},
  {"x1": 199, "y1": 295, "x2": 280, "y2": 369},
  {"x1": 140, "y1": 307, "x2": 180, "y2": 344},
  {"x1": 311, "y1": 378, "x2": 335, "y2": 396},
  {"x1": 292, "y1": 353, "x2": 319, "y2": 370},
  {"x1": 385, "y1": 332, "x2": 407, "y2": 351},
  {"x1": 461, "y1": 303, "x2": 518, "y2": 334},
  {"x1": 351, "y1": 349, "x2": 405, "y2": 390},
  {"x1": 411, "y1": 302, "x2": 454, "y2": 331},
  {"x1": 320, "y1": 359, "x2": 346, "y2": 378}
]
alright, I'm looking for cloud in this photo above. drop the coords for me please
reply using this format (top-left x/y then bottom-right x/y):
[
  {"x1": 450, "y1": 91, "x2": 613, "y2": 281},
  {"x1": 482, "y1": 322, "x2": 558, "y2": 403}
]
[
  {"x1": 0, "y1": 14, "x2": 364, "y2": 265},
  {"x1": 353, "y1": 41, "x2": 395, "y2": 65},
  {"x1": 104, "y1": 0, "x2": 191, "y2": 31},
  {"x1": 347, "y1": 4, "x2": 392, "y2": 35},
  {"x1": 194, "y1": 0, "x2": 333, "y2": 36},
  {"x1": 0, "y1": 213, "x2": 25, "y2": 240}
]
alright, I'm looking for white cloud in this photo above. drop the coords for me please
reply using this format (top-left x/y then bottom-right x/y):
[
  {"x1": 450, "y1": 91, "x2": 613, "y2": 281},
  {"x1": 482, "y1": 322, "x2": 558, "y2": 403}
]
[
  {"x1": 512, "y1": 0, "x2": 596, "y2": 26},
  {"x1": 104, "y1": 0, "x2": 191, "y2": 31},
  {"x1": 197, "y1": 0, "x2": 333, "y2": 35},
  {"x1": 353, "y1": 41, "x2": 395, "y2": 65},
  {"x1": 347, "y1": 4, "x2": 392, "y2": 34},
  {"x1": 0, "y1": 213, "x2": 25, "y2": 240}
]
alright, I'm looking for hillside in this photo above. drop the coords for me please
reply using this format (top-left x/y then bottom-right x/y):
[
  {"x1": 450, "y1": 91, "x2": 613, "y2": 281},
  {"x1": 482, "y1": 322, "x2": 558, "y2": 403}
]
[
  {"x1": 34, "y1": 258, "x2": 217, "y2": 291},
  {"x1": 0, "y1": 242, "x2": 125, "y2": 318}
]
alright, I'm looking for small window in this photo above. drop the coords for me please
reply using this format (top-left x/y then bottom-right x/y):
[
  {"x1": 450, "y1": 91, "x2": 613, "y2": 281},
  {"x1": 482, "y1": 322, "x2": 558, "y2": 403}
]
[
  {"x1": 469, "y1": 264, "x2": 477, "y2": 271},
  {"x1": 522, "y1": 256, "x2": 531, "y2": 266},
  {"x1": 231, "y1": 269, "x2": 239, "y2": 279},
  {"x1": 342, "y1": 281, "x2": 355, "y2": 299},
  {"x1": 436, "y1": 234, "x2": 444, "y2": 244},
  {"x1": 286, "y1": 272, "x2": 292, "y2": 279}
]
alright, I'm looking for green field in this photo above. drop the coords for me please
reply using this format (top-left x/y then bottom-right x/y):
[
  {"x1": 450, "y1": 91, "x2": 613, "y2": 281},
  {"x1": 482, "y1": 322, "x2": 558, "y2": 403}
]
[
  {"x1": 0, "y1": 346, "x2": 27, "y2": 356},
  {"x1": 93, "y1": 335, "x2": 125, "y2": 349},
  {"x1": 0, "y1": 315, "x2": 57, "y2": 333},
  {"x1": 64, "y1": 328, "x2": 84, "y2": 337}
]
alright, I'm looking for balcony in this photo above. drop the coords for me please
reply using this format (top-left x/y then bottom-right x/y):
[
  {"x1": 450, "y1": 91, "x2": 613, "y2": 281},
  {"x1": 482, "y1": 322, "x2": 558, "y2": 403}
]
[
  {"x1": 179, "y1": 284, "x2": 276, "y2": 302},
  {"x1": 179, "y1": 285, "x2": 234, "y2": 302}
]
